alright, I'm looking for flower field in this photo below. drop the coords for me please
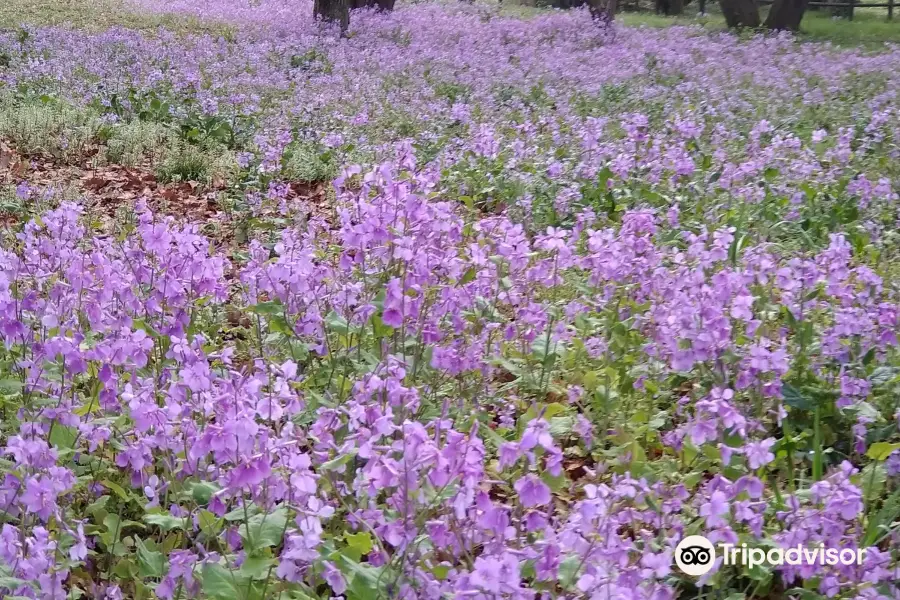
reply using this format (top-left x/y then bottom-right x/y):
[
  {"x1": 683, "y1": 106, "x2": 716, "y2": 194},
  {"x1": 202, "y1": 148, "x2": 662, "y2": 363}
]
[{"x1": 0, "y1": 1, "x2": 899, "y2": 598}]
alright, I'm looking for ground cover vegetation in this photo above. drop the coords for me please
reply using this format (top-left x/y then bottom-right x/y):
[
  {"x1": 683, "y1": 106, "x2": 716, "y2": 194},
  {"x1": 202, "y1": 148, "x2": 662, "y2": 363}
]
[{"x1": 0, "y1": 1, "x2": 899, "y2": 599}]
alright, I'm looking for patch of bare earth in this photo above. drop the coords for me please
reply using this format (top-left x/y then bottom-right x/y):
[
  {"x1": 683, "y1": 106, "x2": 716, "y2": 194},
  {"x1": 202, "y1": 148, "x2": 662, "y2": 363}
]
[{"x1": 0, "y1": 139, "x2": 332, "y2": 249}]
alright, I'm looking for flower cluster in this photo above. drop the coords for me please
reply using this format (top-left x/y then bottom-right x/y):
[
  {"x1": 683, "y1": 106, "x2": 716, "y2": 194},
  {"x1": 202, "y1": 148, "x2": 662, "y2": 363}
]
[{"x1": 0, "y1": 2, "x2": 899, "y2": 599}]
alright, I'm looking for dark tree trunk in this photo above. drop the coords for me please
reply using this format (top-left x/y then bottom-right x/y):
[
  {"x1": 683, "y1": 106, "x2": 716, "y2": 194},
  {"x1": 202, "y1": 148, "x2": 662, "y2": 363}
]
[
  {"x1": 351, "y1": 0, "x2": 394, "y2": 9},
  {"x1": 314, "y1": 0, "x2": 349, "y2": 32},
  {"x1": 765, "y1": 0, "x2": 808, "y2": 29},
  {"x1": 656, "y1": 0, "x2": 685, "y2": 14},
  {"x1": 589, "y1": 0, "x2": 617, "y2": 23},
  {"x1": 719, "y1": 0, "x2": 760, "y2": 27}
]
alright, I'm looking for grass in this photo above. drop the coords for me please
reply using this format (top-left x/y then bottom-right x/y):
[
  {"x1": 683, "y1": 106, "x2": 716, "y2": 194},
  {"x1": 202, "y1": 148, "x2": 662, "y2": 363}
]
[
  {"x1": 0, "y1": 0, "x2": 236, "y2": 36},
  {"x1": 501, "y1": 1, "x2": 900, "y2": 47},
  {"x1": 618, "y1": 6, "x2": 900, "y2": 47},
  {"x1": 0, "y1": 93, "x2": 237, "y2": 187}
]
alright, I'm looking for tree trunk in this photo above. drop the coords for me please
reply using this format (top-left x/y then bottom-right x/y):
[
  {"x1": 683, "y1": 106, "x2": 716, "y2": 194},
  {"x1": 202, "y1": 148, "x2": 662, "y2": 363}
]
[
  {"x1": 314, "y1": 0, "x2": 349, "y2": 32},
  {"x1": 657, "y1": 0, "x2": 685, "y2": 14},
  {"x1": 375, "y1": 0, "x2": 395, "y2": 9},
  {"x1": 589, "y1": 0, "x2": 617, "y2": 23},
  {"x1": 765, "y1": 0, "x2": 808, "y2": 29},
  {"x1": 719, "y1": 0, "x2": 760, "y2": 27}
]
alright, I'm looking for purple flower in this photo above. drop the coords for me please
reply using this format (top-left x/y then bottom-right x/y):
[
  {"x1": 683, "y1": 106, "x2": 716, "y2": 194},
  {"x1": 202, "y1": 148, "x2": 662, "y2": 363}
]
[
  {"x1": 323, "y1": 561, "x2": 346, "y2": 595},
  {"x1": 470, "y1": 553, "x2": 520, "y2": 593},
  {"x1": 744, "y1": 438, "x2": 776, "y2": 470},
  {"x1": 700, "y1": 490, "x2": 730, "y2": 528},
  {"x1": 21, "y1": 476, "x2": 57, "y2": 522},
  {"x1": 514, "y1": 475, "x2": 551, "y2": 507},
  {"x1": 641, "y1": 550, "x2": 672, "y2": 578}
]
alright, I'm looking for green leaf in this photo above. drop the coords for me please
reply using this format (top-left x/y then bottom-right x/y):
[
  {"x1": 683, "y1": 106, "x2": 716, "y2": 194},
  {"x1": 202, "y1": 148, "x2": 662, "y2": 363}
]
[
  {"x1": 103, "y1": 514, "x2": 122, "y2": 539},
  {"x1": 869, "y1": 366, "x2": 898, "y2": 387},
  {"x1": 101, "y1": 478, "x2": 130, "y2": 501},
  {"x1": 268, "y1": 315, "x2": 294, "y2": 336},
  {"x1": 248, "y1": 300, "x2": 284, "y2": 316},
  {"x1": 457, "y1": 267, "x2": 477, "y2": 286},
  {"x1": 321, "y1": 450, "x2": 358, "y2": 472},
  {"x1": 144, "y1": 513, "x2": 185, "y2": 532},
  {"x1": 239, "y1": 556, "x2": 275, "y2": 579},
  {"x1": 132, "y1": 318, "x2": 161, "y2": 339},
  {"x1": 338, "y1": 554, "x2": 388, "y2": 600},
  {"x1": 867, "y1": 442, "x2": 900, "y2": 461},
  {"x1": 198, "y1": 510, "x2": 223, "y2": 537},
  {"x1": 549, "y1": 415, "x2": 575, "y2": 437},
  {"x1": 431, "y1": 564, "x2": 450, "y2": 580},
  {"x1": 201, "y1": 563, "x2": 245, "y2": 599},
  {"x1": 192, "y1": 481, "x2": 219, "y2": 505},
  {"x1": 541, "y1": 471, "x2": 568, "y2": 493},
  {"x1": 136, "y1": 538, "x2": 165, "y2": 578},
  {"x1": 0, "y1": 379, "x2": 23, "y2": 395},
  {"x1": 224, "y1": 504, "x2": 259, "y2": 521},
  {"x1": 86, "y1": 495, "x2": 110, "y2": 518},
  {"x1": 344, "y1": 531, "x2": 374, "y2": 557},
  {"x1": 48, "y1": 425, "x2": 77, "y2": 451},
  {"x1": 864, "y1": 488, "x2": 900, "y2": 546},
  {"x1": 784, "y1": 588, "x2": 824, "y2": 600},
  {"x1": 0, "y1": 576, "x2": 30, "y2": 591},
  {"x1": 325, "y1": 311, "x2": 350, "y2": 335},
  {"x1": 239, "y1": 507, "x2": 288, "y2": 551},
  {"x1": 781, "y1": 383, "x2": 813, "y2": 411},
  {"x1": 557, "y1": 555, "x2": 580, "y2": 590}
]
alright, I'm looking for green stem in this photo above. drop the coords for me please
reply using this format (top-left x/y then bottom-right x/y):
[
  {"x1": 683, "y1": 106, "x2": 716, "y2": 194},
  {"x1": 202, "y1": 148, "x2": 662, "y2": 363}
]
[{"x1": 812, "y1": 404, "x2": 823, "y2": 481}]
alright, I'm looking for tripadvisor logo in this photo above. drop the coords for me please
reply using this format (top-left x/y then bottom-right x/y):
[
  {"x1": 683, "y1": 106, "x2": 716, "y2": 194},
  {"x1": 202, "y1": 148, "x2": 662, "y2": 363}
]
[
  {"x1": 673, "y1": 535, "x2": 867, "y2": 576},
  {"x1": 675, "y1": 535, "x2": 716, "y2": 576}
]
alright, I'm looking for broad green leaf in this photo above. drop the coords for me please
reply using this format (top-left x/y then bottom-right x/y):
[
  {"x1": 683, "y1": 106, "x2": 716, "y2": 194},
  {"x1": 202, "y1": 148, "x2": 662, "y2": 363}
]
[
  {"x1": 201, "y1": 563, "x2": 245, "y2": 599},
  {"x1": 269, "y1": 315, "x2": 295, "y2": 336},
  {"x1": 136, "y1": 538, "x2": 165, "y2": 578},
  {"x1": 48, "y1": 425, "x2": 77, "y2": 451},
  {"x1": 781, "y1": 383, "x2": 813, "y2": 411},
  {"x1": 144, "y1": 513, "x2": 185, "y2": 532},
  {"x1": 239, "y1": 507, "x2": 288, "y2": 551},
  {"x1": 103, "y1": 514, "x2": 122, "y2": 538},
  {"x1": 549, "y1": 415, "x2": 575, "y2": 437},
  {"x1": 344, "y1": 531, "x2": 373, "y2": 557},
  {"x1": 248, "y1": 300, "x2": 284, "y2": 316},
  {"x1": 0, "y1": 576, "x2": 30, "y2": 590},
  {"x1": 558, "y1": 555, "x2": 580, "y2": 589},
  {"x1": 239, "y1": 556, "x2": 275, "y2": 579},
  {"x1": 338, "y1": 554, "x2": 388, "y2": 599},
  {"x1": 199, "y1": 510, "x2": 223, "y2": 537},
  {"x1": 869, "y1": 366, "x2": 898, "y2": 387},
  {"x1": 867, "y1": 442, "x2": 900, "y2": 461},
  {"x1": 325, "y1": 311, "x2": 350, "y2": 335},
  {"x1": 192, "y1": 481, "x2": 219, "y2": 505}
]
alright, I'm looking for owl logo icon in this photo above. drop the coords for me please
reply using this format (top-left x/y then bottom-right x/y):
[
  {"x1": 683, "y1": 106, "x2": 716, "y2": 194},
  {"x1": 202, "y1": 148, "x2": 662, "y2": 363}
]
[{"x1": 674, "y1": 535, "x2": 716, "y2": 576}]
